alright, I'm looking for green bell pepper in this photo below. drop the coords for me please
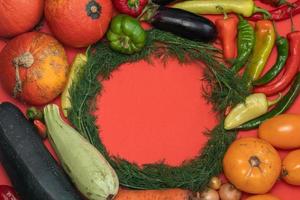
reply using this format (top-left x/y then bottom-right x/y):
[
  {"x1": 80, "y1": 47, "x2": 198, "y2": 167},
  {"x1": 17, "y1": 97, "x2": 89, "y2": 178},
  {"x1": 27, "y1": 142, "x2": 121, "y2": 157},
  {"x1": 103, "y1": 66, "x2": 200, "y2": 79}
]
[{"x1": 107, "y1": 14, "x2": 147, "y2": 54}]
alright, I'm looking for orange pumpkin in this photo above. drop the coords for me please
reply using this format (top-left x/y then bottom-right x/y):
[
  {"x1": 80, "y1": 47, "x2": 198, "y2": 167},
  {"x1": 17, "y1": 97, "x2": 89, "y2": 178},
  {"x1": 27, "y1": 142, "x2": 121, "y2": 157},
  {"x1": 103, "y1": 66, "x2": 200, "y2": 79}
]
[
  {"x1": 246, "y1": 194, "x2": 280, "y2": 200},
  {"x1": 0, "y1": 32, "x2": 69, "y2": 105},
  {"x1": 0, "y1": 40, "x2": 6, "y2": 52},
  {"x1": 0, "y1": 0, "x2": 44, "y2": 38},
  {"x1": 259, "y1": 114, "x2": 300, "y2": 150},
  {"x1": 45, "y1": 0, "x2": 113, "y2": 47},
  {"x1": 223, "y1": 137, "x2": 281, "y2": 194},
  {"x1": 282, "y1": 149, "x2": 300, "y2": 186}
]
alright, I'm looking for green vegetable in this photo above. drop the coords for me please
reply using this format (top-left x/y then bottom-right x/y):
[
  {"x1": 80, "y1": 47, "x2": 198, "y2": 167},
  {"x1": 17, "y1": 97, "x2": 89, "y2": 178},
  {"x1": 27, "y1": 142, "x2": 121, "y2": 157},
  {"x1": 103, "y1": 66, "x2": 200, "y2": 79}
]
[
  {"x1": 61, "y1": 53, "x2": 87, "y2": 117},
  {"x1": 237, "y1": 73, "x2": 300, "y2": 130},
  {"x1": 231, "y1": 16, "x2": 255, "y2": 73},
  {"x1": 0, "y1": 102, "x2": 82, "y2": 200},
  {"x1": 107, "y1": 14, "x2": 147, "y2": 54},
  {"x1": 171, "y1": 0, "x2": 271, "y2": 17},
  {"x1": 44, "y1": 104, "x2": 119, "y2": 200},
  {"x1": 26, "y1": 106, "x2": 44, "y2": 121},
  {"x1": 253, "y1": 35, "x2": 289, "y2": 86},
  {"x1": 224, "y1": 93, "x2": 281, "y2": 130},
  {"x1": 243, "y1": 20, "x2": 275, "y2": 85}
]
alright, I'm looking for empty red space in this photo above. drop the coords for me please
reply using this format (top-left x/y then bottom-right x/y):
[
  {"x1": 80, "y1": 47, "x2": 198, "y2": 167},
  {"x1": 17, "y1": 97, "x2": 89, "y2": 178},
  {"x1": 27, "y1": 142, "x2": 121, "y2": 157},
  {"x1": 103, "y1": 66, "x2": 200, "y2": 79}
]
[{"x1": 95, "y1": 58, "x2": 217, "y2": 166}]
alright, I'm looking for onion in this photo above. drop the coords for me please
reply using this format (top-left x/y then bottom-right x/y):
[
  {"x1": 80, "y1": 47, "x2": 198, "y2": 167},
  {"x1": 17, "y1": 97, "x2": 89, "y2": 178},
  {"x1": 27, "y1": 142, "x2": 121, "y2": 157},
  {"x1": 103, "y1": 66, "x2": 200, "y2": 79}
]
[
  {"x1": 219, "y1": 183, "x2": 241, "y2": 200},
  {"x1": 209, "y1": 176, "x2": 222, "y2": 190},
  {"x1": 199, "y1": 188, "x2": 220, "y2": 200}
]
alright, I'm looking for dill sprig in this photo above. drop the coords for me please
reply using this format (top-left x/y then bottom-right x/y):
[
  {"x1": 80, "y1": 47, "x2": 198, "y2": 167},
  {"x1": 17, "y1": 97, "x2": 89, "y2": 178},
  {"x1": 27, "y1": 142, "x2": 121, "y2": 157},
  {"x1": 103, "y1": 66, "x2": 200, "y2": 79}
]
[{"x1": 68, "y1": 29, "x2": 245, "y2": 191}]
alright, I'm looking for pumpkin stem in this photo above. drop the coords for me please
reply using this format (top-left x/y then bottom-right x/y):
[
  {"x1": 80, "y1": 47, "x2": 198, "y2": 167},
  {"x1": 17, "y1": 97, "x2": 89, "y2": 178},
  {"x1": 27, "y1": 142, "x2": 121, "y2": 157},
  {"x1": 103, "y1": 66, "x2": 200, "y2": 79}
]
[
  {"x1": 249, "y1": 156, "x2": 261, "y2": 168},
  {"x1": 12, "y1": 52, "x2": 34, "y2": 98},
  {"x1": 86, "y1": 0, "x2": 101, "y2": 19}
]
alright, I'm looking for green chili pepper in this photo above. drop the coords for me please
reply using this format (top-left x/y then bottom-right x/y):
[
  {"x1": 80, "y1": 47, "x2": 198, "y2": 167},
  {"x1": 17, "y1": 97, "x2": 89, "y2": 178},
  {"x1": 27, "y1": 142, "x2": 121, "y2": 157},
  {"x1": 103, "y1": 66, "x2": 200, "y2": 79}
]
[
  {"x1": 107, "y1": 14, "x2": 147, "y2": 55},
  {"x1": 224, "y1": 93, "x2": 281, "y2": 130},
  {"x1": 237, "y1": 73, "x2": 300, "y2": 130},
  {"x1": 243, "y1": 20, "x2": 275, "y2": 85},
  {"x1": 253, "y1": 35, "x2": 289, "y2": 86},
  {"x1": 231, "y1": 16, "x2": 255, "y2": 73}
]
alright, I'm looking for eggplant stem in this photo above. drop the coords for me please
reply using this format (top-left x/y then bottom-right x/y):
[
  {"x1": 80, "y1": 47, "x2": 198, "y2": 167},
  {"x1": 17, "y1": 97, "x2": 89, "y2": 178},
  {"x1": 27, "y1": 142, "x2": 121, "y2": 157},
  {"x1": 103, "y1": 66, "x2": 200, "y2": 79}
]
[{"x1": 137, "y1": 3, "x2": 159, "y2": 21}]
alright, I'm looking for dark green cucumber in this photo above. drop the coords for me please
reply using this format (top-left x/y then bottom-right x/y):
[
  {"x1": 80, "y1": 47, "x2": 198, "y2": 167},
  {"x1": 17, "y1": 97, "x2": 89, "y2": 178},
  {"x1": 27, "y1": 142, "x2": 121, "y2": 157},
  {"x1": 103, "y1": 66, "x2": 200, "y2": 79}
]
[{"x1": 0, "y1": 102, "x2": 83, "y2": 200}]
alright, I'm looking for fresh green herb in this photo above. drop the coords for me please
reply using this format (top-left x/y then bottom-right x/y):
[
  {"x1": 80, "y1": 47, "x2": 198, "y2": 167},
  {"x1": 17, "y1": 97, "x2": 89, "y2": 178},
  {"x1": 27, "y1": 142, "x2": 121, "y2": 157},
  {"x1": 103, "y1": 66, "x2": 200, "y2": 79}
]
[{"x1": 68, "y1": 29, "x2": 245, "y2": 191}]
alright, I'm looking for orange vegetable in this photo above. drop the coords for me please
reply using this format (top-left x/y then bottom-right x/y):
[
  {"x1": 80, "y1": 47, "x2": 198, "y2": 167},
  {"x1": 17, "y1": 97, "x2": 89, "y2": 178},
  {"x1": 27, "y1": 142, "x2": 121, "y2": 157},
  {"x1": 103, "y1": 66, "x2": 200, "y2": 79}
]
[
  {"x1": 223, "y1": 137, "x2": 281, "y2": 194},
  {"x1": 45, "y1": 0, "x2": 113, "y2": 47},
  {"x1": 258, "y1": 114, "x2": 300, "y2": 150},
  {"x1": 114, "y1": 189, "x2": 196, "y2": 200},
  {"x1": 0, "y1": 32, "x2": 69, "y2": 105},
  {"x1": 216, "y1": 16, "x2": 238, "y2": 61},
  {"x1": 0, "y1": 0, "x2": 44, "y2": 38},
  {"x1": 282, "y1": 149, "x2": 300, "y2": 186},
  {"x1": 246, "y1": 194, "x2": 280, "y2": 200}
]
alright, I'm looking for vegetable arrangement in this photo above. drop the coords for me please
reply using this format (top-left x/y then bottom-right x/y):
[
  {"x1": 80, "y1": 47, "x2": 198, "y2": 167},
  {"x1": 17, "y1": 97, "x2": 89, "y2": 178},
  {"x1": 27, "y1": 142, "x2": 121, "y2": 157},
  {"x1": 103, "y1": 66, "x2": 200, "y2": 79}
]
[{"x1": 1, "y1": 0, "x2": 300, "y2": 200}]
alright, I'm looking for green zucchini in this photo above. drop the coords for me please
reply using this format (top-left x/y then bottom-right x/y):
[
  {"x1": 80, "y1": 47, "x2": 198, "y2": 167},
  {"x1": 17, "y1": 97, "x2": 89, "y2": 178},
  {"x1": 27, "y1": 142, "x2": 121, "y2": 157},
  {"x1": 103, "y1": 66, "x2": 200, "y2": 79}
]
[
  {"x1": 0, "y1": 102, "x2": 83, "y2": 200},
  {"x1": 44, "y1": 104, "x2": 119, "y2": 200}
]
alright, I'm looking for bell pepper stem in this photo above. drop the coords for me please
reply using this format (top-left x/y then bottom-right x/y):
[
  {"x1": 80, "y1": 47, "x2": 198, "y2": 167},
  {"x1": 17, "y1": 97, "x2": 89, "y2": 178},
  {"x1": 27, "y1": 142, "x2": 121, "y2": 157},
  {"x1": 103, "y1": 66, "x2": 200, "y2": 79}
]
[
  {"x1": 267, "y1": 93, "x2": 282, "y2": 106},
  {"x1": 253, "y1": 6, "x2": 272, "y2": 19}
]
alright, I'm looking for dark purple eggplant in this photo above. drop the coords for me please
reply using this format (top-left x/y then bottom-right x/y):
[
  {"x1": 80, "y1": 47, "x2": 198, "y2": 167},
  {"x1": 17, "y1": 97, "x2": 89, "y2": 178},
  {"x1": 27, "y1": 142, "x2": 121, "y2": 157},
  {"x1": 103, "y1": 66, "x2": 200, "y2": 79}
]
[
  {"x1": 149, "y1": 7, "x2": 218, "y2": 42},
  {"x1": 151, "y1": 0, "x2": 176, "y2": 5}
]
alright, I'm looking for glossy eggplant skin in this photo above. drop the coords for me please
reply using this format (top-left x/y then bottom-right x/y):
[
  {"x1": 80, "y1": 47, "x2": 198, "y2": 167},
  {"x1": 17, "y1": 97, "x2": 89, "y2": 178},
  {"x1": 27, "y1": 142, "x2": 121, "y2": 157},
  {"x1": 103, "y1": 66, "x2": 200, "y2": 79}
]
[
  {"x1": 0, "y1": 102, "x2": 83, "y2": 200},
  {"x1": 151, "y1": 0, "x2": 175, "y2": 5},
  {"x1": 151, "y1": 7, "x2": 218, "y2": 42}
]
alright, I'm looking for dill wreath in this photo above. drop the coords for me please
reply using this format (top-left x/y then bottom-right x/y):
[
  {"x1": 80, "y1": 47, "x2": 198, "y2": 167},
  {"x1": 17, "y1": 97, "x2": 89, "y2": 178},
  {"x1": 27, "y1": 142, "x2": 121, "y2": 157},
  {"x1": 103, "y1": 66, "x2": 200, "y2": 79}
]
[{"x1": 67, "y1": 29, "x2": 249, "y2": 191}]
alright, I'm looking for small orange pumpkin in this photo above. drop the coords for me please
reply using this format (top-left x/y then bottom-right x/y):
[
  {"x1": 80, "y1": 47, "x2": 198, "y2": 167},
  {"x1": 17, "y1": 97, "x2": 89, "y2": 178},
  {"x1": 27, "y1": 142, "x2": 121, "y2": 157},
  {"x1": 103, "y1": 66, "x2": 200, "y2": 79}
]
[
  {"x1": 0, "y1": 0, "x2": 44, "y2": 38},
  {"x1": 45, "y1": 0, "x2": 113, "y2": 47},
  {"x1": 223, "y1": 137, "x2": 281, "y2": 194},
  {"x1": 246, "y1": 194, "x2": 280, "y2": 200},
  {"x1": 0, "y1": 32, "x2": 69, "y2": 105},
  {"x1": 282, "y1": 149, "x2": 300, "y2": 186}
]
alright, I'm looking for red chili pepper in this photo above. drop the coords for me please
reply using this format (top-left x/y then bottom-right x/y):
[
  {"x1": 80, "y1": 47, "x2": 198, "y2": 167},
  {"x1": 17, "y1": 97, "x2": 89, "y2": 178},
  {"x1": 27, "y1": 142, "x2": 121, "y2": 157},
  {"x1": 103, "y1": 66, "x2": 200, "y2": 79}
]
[
  {"x1": 258, "y1": 0, "x2": 287, "y2": 7},
  {"x1": 249, "y1": 0, "x2": 300, "y2": 21},
  {"x1": 33, "y1": 119, "x2": 47, "y2": 139},
  {"x1": 255, "y1": 31, "x2": 300, "y2": 95},
  {"x1": 112, "y1": 0, "x2": 148, "y2": 17},
  {"x1": 0, "y1": 185, "x2": 20, "y2": 200},
  {"x1": 216, "y1": 16, "x2": 238, "y2": 61}
]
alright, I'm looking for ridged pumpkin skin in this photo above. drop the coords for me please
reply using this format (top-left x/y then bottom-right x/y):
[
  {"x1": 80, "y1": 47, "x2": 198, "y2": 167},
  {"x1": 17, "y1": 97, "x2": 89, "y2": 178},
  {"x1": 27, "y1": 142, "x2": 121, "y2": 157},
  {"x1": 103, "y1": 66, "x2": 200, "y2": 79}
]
[
  {"x1": 45, "y1": 0, "x2": 113, "y2": 47},
  {"x1": 0, "y1": 40, "x2": 6, "y2": 52},
  {"x1": 0, "y1": 32, "x2": 69, "y2": 105},
  {"x1": 0, "y1": 0, "x2": 44, "y2": 38}
]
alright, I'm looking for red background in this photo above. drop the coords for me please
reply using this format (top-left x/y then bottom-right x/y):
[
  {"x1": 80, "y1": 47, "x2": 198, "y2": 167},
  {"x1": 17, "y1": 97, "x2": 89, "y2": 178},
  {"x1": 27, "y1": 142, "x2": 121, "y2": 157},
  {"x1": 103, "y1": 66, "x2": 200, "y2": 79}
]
[{"x1": 0, "y1": 1, "x2": 300, "y2": 199}]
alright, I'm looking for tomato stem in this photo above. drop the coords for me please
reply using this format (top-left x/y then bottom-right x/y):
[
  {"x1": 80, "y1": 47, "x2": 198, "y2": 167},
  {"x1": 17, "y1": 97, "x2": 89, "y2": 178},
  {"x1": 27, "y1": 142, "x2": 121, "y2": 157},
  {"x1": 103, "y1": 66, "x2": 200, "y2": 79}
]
[{"x1": 249, "y1": 156, "x2": 261, "y2": 167}]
